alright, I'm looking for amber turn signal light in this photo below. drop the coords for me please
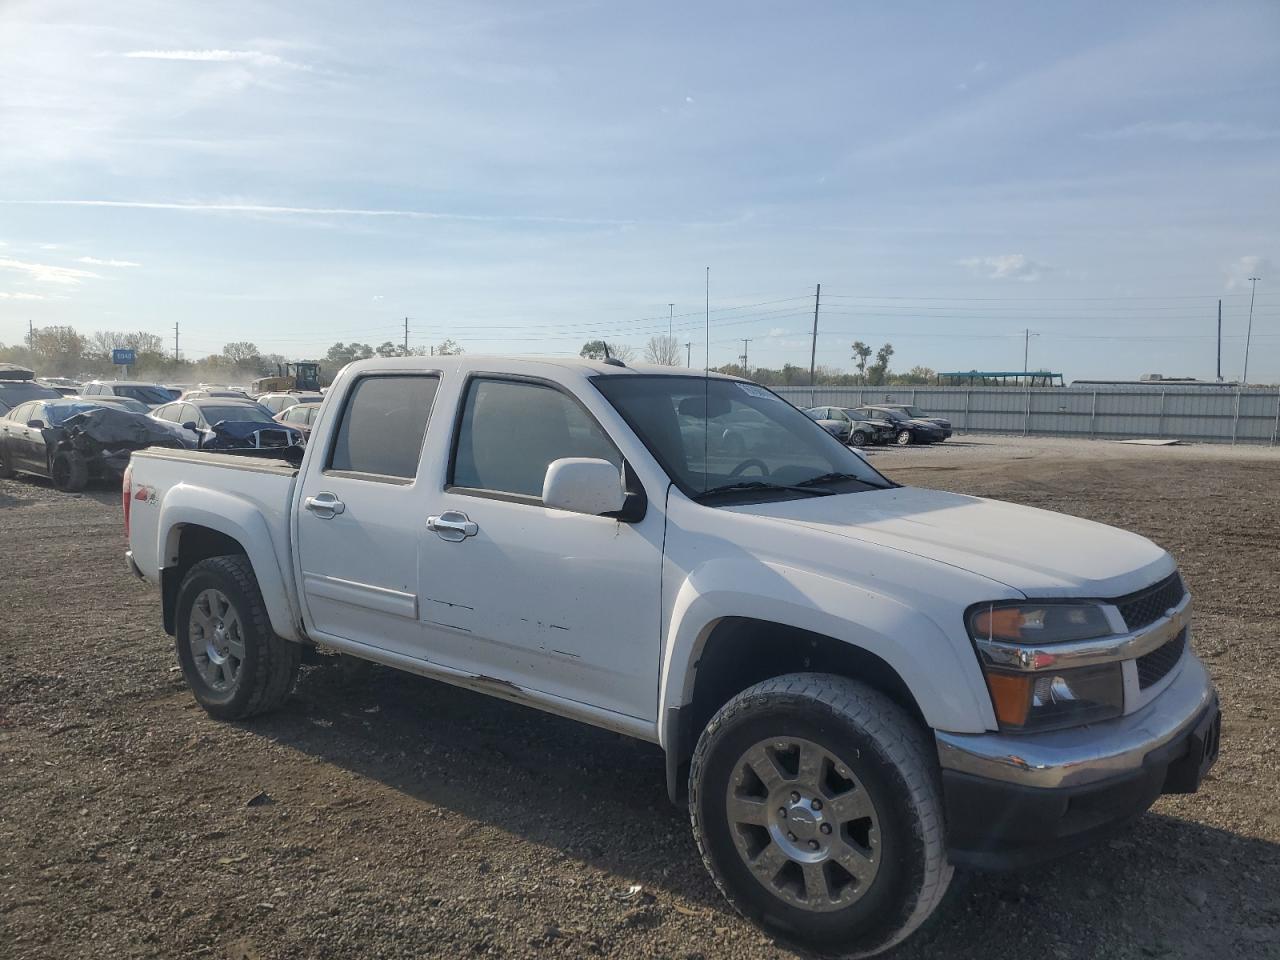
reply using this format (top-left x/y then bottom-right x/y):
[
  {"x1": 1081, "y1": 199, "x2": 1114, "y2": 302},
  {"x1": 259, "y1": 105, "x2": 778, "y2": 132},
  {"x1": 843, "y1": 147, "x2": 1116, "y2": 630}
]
[{"x1": 984, "y1": 672, "x2": 1033, "y2": 728}]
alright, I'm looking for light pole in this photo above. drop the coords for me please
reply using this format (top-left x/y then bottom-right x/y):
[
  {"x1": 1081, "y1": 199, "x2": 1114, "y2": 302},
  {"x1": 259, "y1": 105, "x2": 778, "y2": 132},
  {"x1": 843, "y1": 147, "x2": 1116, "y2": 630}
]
[
  {"x1": 685, "y1": 341, "x2": 692, "y2": 367},
  {"x1": 1242, "y1": 276, "x2": 1261, "y2": 386}
]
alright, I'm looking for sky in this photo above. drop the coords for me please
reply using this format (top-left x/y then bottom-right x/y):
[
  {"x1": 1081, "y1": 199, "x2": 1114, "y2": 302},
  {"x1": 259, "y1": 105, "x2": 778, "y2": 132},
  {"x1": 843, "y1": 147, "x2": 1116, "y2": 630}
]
[{"x1": 0, "y1": 0, "x2": 1278, "y2": 381}]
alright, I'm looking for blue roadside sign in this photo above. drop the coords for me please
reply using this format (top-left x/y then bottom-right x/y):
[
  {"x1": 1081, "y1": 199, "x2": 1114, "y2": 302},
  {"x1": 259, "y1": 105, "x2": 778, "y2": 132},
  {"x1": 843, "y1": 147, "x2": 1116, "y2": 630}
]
[{"x1": 112, "y1": 348, "x2": 136, "y2": 365}]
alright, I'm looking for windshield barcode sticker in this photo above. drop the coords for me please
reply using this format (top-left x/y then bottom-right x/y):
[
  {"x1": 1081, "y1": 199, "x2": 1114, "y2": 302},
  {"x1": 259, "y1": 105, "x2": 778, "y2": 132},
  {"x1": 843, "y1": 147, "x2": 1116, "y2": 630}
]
[{"x1": 737, "y1": 383, "x2": 778, "y2": 401}]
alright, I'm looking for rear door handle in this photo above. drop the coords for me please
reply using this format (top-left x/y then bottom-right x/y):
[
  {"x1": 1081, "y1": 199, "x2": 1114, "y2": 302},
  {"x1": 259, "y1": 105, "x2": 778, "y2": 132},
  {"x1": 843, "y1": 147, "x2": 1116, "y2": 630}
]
[
  {"x1": 427, "y1": 511, "x2": 478, "y2": 542},
  {"x1": 304, "y1": 492, "x2": 346, "y2": 519}
]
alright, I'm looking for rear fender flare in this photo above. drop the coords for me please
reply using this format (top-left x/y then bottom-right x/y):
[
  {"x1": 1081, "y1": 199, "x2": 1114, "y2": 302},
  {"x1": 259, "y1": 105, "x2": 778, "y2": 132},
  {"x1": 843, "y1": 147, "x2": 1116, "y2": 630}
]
[{"x1": 158, "y1": 485, "x2": 301, "y2": 641}]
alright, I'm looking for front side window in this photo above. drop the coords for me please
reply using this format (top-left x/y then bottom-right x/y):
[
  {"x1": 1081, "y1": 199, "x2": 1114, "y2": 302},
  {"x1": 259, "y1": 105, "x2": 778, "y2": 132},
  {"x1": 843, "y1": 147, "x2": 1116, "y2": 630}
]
[
  {"x1": 593, "y1": 375, "x2": 890, "y2": 501},
  {"x1": 451, "y1": 377, "x2": 620, "y2": 499},
  {"x1": 328, "y1": 375, "x2": 439, "y2": 480}
]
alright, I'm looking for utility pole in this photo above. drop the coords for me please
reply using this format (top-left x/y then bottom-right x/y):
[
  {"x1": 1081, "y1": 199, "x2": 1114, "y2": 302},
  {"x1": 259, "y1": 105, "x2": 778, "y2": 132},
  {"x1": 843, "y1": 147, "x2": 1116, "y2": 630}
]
[
  {"x1": 1242, "y1": 277, "x2": 1261, "y2": 386},
  {"x1": 28, "y1": 317, "x2": 34, "y2": 346},
  {"x1": 1023, "y1": 328, "x2": 1034, "y2": 375},
  {"x1": 739, "y1": 338, "x2": 752, "y2": 375},
  {"x1": 705, "y1": 267, "x2": 710, "y2": 373},
  {"x1": 685, "y1": 341, "x2": 692, "y2": 366},
  {"x1": 809, "y1": 283, "x2": 821, "y2": 386},
  {"x1": 174, "y1": 322, "x2": 180, "y2": 361},
  {"x1": 668, "y1": 303, "x2": 674, "y2": 340},
  {"x1": 1217, "y1": 299, "x2": 1222, "y2": 381},
  {"x1": 403, "y1": 317, "x2": 410, "y2": 355}
]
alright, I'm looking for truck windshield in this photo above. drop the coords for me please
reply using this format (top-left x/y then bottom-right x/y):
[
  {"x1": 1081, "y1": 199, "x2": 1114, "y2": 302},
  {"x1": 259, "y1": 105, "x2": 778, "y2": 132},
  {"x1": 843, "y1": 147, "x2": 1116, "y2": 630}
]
[{"x1": 593, "y1": 375, "x2": 892, "y2": 500}]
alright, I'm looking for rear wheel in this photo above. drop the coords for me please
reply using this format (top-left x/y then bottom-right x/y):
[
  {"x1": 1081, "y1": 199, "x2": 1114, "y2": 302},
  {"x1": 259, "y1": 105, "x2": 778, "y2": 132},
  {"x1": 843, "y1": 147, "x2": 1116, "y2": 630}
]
[
  {"x1": 895, "y1": 430, "x2": 912, "y2": 446},
  {"x1": 175, "y1": 555, "x2": 300, "y2": 720},
  {"x1": 849, "y1": 430, "x2": 869, "y2": 447},
  {"x1": 690, "y1": 674, "x2": 951, "y2": 957},
  {"x1": 50, "y1": 451, "x2": 89, "y2": 491}
]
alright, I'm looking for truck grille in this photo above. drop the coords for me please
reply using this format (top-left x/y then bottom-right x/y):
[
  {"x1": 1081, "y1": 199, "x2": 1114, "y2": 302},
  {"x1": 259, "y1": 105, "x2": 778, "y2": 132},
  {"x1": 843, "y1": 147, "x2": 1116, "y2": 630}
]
[
  {"x1": 1136, "y1": 628, "x2": 1187, "y2": 689},
  {"x1": 1116, "y1": 572, "x2": 1185, "y2": 631}
]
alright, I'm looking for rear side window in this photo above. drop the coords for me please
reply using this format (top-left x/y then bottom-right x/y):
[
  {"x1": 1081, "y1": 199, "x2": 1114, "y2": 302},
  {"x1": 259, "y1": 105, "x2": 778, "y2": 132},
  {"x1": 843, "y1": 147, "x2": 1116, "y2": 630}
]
[
  {"x1": 450, "y1": 377, "x2": 620, "y2": 499},
  {"x1": 327, "y1": 375, "x2": 439, "y2": 480}
]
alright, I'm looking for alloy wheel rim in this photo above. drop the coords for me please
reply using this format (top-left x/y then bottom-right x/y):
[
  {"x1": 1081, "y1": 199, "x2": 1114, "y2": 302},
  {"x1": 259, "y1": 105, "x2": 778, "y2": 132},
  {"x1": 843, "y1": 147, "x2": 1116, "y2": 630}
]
[
  {"x1": 188, "y1": 588, "x2": 245, "y2": 692},
  {"x1": 725, "y1": 737, "x2": 881, "y2": 912}
]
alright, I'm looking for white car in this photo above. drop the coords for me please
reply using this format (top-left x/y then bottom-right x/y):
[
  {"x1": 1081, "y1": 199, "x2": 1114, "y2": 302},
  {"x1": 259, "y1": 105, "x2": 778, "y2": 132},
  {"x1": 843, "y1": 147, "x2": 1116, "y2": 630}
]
[
  {"x1": 255, "y1": 392, "x2": 325, "y2": 415},
  {"x1": 122, "y1": 357, "x2": 1218, "y2": 956}
]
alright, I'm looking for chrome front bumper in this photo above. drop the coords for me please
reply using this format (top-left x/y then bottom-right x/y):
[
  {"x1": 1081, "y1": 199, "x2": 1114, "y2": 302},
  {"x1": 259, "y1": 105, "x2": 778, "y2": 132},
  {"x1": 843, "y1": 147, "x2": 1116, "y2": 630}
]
[{"x1": 936, "y1": 653, "x2": 1216, "y2": 789}]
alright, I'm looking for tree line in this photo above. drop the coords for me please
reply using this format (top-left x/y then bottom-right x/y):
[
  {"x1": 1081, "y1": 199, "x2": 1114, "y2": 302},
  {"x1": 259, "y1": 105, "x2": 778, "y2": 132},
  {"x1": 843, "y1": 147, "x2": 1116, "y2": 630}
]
[
  {"x1": 0, "y1": 326, "x2": 467, "y2": 385},
  {"x1": 579, "y1": 336, "x2": 935, "y2": 385}
]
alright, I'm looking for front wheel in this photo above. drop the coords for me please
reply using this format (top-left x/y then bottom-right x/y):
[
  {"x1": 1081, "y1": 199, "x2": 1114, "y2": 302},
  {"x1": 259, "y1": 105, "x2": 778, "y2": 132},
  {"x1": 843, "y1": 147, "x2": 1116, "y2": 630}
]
[
  {"x1": 689, "y1": 674, "x2": 951, "y2": 957},
  {"x1": 895, "y1": 430, "x2": 913, "y2": 446},
  {"x1": 849, "y1": 430, "x2": 869, "y2": 448},
  {"x1": 50, "y1": 451, "x2": 89, "y2": 491},
  {"x1": 175, "y1": 555, "x2": 300, "y2": 720}
]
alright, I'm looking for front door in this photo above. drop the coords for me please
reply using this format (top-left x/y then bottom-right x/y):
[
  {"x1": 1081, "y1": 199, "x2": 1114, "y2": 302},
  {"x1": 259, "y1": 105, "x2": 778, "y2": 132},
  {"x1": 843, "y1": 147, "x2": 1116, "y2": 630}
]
[
  {"x1": 295, "y1": 373, "x2": 442, "y2": 660},
  {"x1": 417, "y1": 375, "x2": 664, "y2": 722}
]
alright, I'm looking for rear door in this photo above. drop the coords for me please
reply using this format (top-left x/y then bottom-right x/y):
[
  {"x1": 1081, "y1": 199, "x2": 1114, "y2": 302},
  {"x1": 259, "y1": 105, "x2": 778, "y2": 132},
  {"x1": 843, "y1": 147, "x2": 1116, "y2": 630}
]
[
  {"x1": 6, "y1": 403, "x2": 37, "y2": 471},
  {"x1": 295, "y1": 373, "x2": 442, "y2": 659}
]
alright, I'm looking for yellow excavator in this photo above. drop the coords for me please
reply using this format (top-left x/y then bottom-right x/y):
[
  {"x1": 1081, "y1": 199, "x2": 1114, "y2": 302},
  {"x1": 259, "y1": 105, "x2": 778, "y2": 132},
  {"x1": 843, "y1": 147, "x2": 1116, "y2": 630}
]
[{"x1": 250, "y1": 361, "x2": 322, "y2": 397}]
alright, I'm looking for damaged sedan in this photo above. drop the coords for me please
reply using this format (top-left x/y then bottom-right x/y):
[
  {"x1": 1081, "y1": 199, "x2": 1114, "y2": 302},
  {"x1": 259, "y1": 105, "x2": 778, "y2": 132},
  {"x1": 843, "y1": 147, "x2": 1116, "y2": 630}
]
[{"x1": 0, "y1": 401, "x2": 190, "y2": 491}]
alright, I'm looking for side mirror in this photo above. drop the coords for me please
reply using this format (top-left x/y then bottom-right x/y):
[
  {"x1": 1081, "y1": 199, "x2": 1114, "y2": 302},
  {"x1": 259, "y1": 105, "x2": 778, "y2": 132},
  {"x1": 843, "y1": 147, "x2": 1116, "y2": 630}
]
[
  {"x1": 182, "y1": 421, "x2": 199, "y2": 431},
  {"x1": 27, "y1": 419, "x2": 45, "y2": 428},
  {"x1": 542, "y1": 458, "x2": 625, "y2": 516}
]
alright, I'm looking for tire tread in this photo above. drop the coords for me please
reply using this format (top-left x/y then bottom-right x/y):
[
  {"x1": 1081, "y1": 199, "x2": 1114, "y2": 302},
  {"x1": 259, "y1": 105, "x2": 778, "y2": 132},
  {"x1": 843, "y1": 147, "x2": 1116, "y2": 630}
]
[{"x1": 688, "y1": 672, "x2": 952, "y2": 957}]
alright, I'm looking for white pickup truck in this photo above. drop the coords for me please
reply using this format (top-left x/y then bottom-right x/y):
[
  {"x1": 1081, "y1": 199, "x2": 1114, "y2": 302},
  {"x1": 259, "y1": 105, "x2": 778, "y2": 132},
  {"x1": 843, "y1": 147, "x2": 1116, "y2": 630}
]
[{"x1": 124, "y1": 357, "x2": 1219, "y2": 956}]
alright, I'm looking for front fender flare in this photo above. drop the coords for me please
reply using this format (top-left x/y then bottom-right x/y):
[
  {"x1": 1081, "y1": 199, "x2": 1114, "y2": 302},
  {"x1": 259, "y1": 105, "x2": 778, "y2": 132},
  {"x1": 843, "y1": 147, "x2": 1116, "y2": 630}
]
[{"x1": 657, "y1": 557, "x2": 993, "y2": 751}]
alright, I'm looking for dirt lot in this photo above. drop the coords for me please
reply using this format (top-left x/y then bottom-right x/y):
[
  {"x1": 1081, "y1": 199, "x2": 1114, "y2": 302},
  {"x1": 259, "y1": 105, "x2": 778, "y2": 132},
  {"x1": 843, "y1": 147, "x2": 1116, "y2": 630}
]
[{"x1": 2, "y1": 436, "x2": 1278, "y2": 960}]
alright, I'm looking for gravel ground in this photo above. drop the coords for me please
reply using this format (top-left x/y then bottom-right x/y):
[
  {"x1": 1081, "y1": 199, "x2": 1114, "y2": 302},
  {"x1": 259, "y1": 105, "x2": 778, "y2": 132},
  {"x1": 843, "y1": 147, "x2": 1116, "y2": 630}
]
[{"x1": 1, "y1": 436, "x2": 1277, "y2": 960}]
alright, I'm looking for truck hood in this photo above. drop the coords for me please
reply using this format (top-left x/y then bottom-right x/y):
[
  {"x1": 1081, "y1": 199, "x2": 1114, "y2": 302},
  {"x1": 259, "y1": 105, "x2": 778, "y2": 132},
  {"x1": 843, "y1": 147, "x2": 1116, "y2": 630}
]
[{"x1": 730, "y1": 486, "x2": 1173, "y2": 598}]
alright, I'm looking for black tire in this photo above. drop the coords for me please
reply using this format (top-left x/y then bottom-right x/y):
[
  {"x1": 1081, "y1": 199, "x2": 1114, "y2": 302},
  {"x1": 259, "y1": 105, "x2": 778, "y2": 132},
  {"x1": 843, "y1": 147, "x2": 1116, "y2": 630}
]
[
  {"x1": 895, "y1": 430, "x2": 913, "y2": 447},
  {"x1": 174, "y1": 555, "x2": 300, "y2": 720},
  {"x1": 50, "y1": 451, "x2": 89, "y2": 491},
  {"x1": 849, "y1": 431, "x2": 869, "y2": 448},
  {"x1": 0, "y1": 443, "x2": 14, "y2": 479},
  {"x1": 689, "y1": 674, "x2": 951, "y2": 957}
]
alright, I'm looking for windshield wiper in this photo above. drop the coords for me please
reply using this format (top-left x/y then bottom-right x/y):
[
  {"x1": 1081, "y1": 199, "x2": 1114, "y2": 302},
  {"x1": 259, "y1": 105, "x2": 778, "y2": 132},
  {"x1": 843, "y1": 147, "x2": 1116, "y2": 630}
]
[
  {"x1": 794, "y1": 471, "x2": 896, "y2": 491},
  {"x1": 693, "y1": 480, "x2": 834, "y2": 501}
]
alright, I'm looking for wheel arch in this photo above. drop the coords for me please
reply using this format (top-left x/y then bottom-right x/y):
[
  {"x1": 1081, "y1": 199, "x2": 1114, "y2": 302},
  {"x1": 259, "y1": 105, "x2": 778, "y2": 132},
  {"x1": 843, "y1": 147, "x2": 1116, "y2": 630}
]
[
  {"x1": 157, "y1": 493, "x2": 301, "y2": 641},
  {"x1": 663, "y1": 617, "x2": 928, "y2": 805}
]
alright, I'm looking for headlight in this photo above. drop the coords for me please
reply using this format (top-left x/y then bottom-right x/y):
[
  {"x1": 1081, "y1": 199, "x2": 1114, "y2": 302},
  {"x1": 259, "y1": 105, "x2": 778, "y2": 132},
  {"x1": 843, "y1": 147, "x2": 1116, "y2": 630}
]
[
  {"x1": 968, "y1": 601, "x2": 1124, "y2": 732},
  {"x1": 983, "y1": 663, "x2": 1123, "y2": 731},
  {"x1": 969, "y1": 601, "x2": 1113, "y2": 644}
]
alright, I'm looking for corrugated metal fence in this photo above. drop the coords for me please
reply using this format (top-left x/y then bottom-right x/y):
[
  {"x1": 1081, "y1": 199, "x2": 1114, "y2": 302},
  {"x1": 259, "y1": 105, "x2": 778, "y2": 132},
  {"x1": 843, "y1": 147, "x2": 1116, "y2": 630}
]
[{"x1": 772, "y1": 384, "x2": 1280, "y2": 445}]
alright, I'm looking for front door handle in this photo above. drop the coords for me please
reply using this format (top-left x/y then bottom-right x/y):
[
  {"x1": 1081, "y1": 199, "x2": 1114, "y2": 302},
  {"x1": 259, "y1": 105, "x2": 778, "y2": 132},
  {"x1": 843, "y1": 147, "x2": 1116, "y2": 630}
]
[
  {"x1": 304, "y1": 492, "x2": 346, "y2": 519},
  {"x1": 427, "y1": 511, "x2": 478, "y2": 542}
]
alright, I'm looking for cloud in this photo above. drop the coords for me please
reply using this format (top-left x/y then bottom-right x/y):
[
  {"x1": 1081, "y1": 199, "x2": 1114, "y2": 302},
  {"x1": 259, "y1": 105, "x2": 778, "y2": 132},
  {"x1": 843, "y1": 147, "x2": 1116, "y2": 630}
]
[
  {"x1": 0, "y1": 257, "x2": 100, "y2": 285},
  {"x1": 765, "y1": 327, "x2": 790, "y2": 338},
  {"x1": 1225, "y1": 255, "x2": 1270, "y2": 290},
  {"x1": 1088, "y1": 120, "x2": 1278, "y2": 143},
  {"x1": 0, "y1": 291, "x2": 48, "y2": 300},
  {"x1": 76, "y1": 256, "x2": 142, "y2": 267},
  {"x1": 959, "y1": 253, "x2": 1049, "y2": 282},
  {"x1": 0, "y1": 199, "x2": 638, "y2": 227},
  {"x1": 121, "y1": 49, "x2": 309, "y2": 70}
]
